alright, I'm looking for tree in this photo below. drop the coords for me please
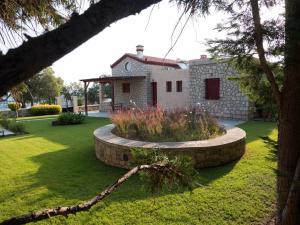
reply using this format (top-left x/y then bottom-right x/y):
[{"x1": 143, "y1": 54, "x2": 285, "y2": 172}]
[
  {"x1": 25, "y1": 67, "x2": 64, "y2": 104},
  {"x1": 203, "y1": 0, "x2": 299, "y2": 223},
  {"x1": 0, "y1": 0, "x2": 162, "y2": 96},
  {"x1": 87, "y1": 83, "x2": 100, "y2": 104},
  {"x1": 7, "y1": 67, "x2": 64, "y2": 106},
  {"x1": 229, "y1": 59, "x2": 283, "y2": 120},
  {"x1": 61, "y1": 82, "x2": 84, "y2": 107}
]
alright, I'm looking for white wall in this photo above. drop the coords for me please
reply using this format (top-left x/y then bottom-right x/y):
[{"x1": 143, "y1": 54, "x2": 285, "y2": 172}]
[{"x1": 150, "y1": 68, "x2": 189, "y2": 110}]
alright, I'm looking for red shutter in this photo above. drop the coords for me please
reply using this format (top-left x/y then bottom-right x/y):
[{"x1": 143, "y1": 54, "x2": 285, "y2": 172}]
[{"x1": 205, "y1": 78, "x2": 220, "y2": 100}]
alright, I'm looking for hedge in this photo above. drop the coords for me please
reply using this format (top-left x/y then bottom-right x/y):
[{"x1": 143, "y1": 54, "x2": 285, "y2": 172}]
[{"x1": 29, "y1": 104, "x2": 62, "y2": 116}]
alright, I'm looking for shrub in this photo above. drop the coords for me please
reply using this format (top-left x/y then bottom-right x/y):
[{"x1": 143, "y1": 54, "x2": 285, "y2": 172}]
[
  {"x1": 8, "y1": 102, "x2": 22, "y2": 112},
  {"x1": 0, "y1": 115, "x2": 26, "y2": 134},
  {"x1": 111, "y1": 107, "x2": 225, "y2": 142},
  {"x1": 8, "y1": 102, "x2": 22, "y2": 118},
  {"x1": 7, "y1": 120, "x2": 26, "y2": 133},
  {"x1": 53, "y1": 112, "x2": 85, "y2": 125},
  {"x1": 29, "y1": 104, "x2": 62, "y2": 116}
]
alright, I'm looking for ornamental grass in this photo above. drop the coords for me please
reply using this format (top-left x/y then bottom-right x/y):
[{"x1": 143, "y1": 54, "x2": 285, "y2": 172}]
[{"x1": 111, "y1": 107, "x2": 225, "y2": 142}]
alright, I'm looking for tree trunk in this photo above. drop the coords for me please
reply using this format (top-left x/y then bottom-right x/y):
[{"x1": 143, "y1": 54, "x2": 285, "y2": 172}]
[
  {"x1": 0, "y1": 0, "x2": 161, "y2": 96},
  {"x1": 277, "y1": 0, "x2": 300, "y2": 224}
]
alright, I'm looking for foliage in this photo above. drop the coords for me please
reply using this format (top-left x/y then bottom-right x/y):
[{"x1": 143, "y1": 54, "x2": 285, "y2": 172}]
[
  {"x1": 62, "y1": 82, "x2": 84, "y2": 97},
  {"x1": 103, "y1": 83, "x2": 112, "y2": 98},
  {"x1": 8, "y1": 102, "x2": 21, "y2": 112},
  {"x1": 88, "y1": 83, "x2": 100, "y2": 104},
  {"x1": 54, "y1": 112, "x2": 85, "y2": 125},
  {"x1": 8, "y1": 67, "x2": 64, "y2": 106},
  {"x1": 0, "y1": 118, "x2": 277, "y2": 224},
  {"x1": 9, "y1": 83, "x2": 28, "y2": 107},
  {"x1": 77, "y1": 98, "x2": 83, "y2": 106},
  {"x1": 61, "y1": 82, "x2": 84, "y2": 107},
  {"x1": 25, "y1": 67, "x2": 64, "y2": 104},
  {"x1": 111, "y1": 107, "x2": 225, "y2": 141},
  {"x1": 0, "y1": 0, "x2": 78, "y2": 48},
  {"x1": 0, "y1": 115, "x2": 25, "y2": 134},
  {"x1": 130, "y1": 148, "x2": 197, "y2": 194},
  {"x1": 8, "y1": 102, "x2": 22, "y2": 118},
  {"x1": 228, "y1": 58, "x2": 283, "y2": 119},
  {"x1": 29, "y1": 104, "x2": 62, "y2": 116}
]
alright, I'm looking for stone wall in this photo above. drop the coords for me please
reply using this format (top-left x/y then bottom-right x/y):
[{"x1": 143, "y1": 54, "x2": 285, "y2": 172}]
[
  {"x1": 189, "y1": 59, "x2": 252, "y2": 120},
  {"x1": 111, "y1": 56, "x2": 177, "y2": 108},
  {"x1": 113, "y1": 79, "x2": 148, "y2": 109},
  {"x1": 94, "y1": 124, "x2": 246, "y2": 169}
]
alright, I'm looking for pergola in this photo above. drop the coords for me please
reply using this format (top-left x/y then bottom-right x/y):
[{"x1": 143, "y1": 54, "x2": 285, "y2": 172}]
[{"x1": 80, "y1": 75, "x2": 146, "y2": 115}]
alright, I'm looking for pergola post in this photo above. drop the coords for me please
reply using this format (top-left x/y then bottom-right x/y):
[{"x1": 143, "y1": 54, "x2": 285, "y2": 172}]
[
  {"x1": 111, "y1": 81, "x2": 115, "y2": 111},
  {"x1": 84, "y1": 81, "x2": 90, "y2": 116}
]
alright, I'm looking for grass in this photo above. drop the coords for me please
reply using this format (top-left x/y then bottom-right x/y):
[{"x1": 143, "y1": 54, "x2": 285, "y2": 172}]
[{"x1": 0, "y1": 117, "x2": 277, "y2": 224}]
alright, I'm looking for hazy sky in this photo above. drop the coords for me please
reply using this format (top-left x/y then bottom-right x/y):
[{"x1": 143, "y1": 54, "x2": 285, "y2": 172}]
[
  {"x1": 51, "y1": 0, "x2": 283, "y2": 83},
  {"x1": 52, "y1": 0, "x2": 227, "y2": 83}
]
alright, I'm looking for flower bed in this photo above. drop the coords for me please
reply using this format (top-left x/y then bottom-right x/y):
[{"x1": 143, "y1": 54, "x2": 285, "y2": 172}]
[{"x1": 111, "y1": 108, "x2": 225, "y2": 142}]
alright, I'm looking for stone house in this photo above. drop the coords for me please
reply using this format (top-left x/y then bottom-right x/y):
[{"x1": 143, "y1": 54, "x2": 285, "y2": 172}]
[{"x1": 81, "y1": 45, "x2": 252, "y2": 120}]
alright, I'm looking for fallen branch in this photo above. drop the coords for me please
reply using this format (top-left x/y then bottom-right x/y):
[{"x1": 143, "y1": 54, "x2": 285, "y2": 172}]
[{"x1": 0, "y1": 163, "x2": 174, "y2": 225}]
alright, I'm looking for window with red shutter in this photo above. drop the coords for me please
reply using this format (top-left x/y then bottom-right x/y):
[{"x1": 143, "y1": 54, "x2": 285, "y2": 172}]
[
  {"x1": 205, "y1": 78, "x2": 220, "y2": 100},
  {"x1": 122, "y1": 83, "x2": 130, "y2": 93},
  {"x1": 166, "y1": 81, "x2": 172, "y2": 92}
]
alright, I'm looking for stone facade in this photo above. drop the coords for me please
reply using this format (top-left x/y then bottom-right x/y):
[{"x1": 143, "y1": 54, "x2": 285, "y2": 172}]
[
  {"x1": 94, "y1": 124, "x2": 246, "y2": 169},
  {"x1": 107, "y1": 48, "x2": 252, "y2": 120},
  {"x1": 189, "y1": 60, "x2": 252, "y2": 120},
  {"x1": 111, "y1": 56, "x2": 176, "y2": 109},
  {"x1": 113, "y1": 79, "x2": 149, "y2": 108}
]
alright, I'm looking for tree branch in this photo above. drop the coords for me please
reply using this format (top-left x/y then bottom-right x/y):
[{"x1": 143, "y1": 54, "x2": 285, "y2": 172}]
[
  {"x1": 0, "y1": 163, "x2": 176, "y2": 225},
  {"x1": 0, "y1": 0, "x2": 161, "y2": 96},
  {"x1": 249, "y1": 0, "x2": 282, "y2": 106}
]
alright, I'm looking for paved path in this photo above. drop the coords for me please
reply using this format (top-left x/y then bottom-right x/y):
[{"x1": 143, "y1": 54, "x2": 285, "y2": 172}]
[
  {"x1": 87, "y1": 111, "x2": 109, "y2": 118},
  {"x1": 0, "y1": 129, "x2": 15, "y2": 137},
  {"x1": 219, "y1": 119, "x2": 245, "y2": 129}
]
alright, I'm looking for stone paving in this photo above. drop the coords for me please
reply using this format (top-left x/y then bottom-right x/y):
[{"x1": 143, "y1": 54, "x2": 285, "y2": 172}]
[{"x1": 0, "y1": 128, "x2": 15, "y2": 137}]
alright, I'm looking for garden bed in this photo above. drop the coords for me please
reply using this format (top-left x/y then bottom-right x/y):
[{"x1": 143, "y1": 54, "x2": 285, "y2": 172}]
[{"x1": 94, "y1": 124, "x2": 246, "y2": 169}]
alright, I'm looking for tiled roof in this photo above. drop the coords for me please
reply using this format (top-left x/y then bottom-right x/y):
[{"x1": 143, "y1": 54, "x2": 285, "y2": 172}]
[{"x1": 110, "y1": 53, "x2": 180, "y2": 69}]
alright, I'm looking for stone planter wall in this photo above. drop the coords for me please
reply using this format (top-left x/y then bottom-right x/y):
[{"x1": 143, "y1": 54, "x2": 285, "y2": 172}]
[{"x1": 94, "y1": 124, "x2": 246, "y2": 169}]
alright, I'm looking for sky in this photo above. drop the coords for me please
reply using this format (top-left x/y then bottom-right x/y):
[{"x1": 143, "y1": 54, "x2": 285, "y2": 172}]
[
  {"x1": 52, "y1": 0, "x2": 227, "y2": 83},
  {"x1": 36, "y1": 0, "x2": 283, "y2": 84}
]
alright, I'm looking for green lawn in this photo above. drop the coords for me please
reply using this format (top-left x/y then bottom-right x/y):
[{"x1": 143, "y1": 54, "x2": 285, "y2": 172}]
[{"x1": 0, "y1": 117, "x2": 277, "y2": 224}]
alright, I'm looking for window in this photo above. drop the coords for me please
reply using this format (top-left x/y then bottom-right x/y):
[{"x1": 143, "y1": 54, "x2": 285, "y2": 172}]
[
  {"x1": 176, "y1": 80, "x2": 182, "y2": 92},
  {"x1": 124, "y1": 62, "x2": 131, "y2": 71},
  {"x1": 122, "y1": 83, "x2": 130, "y2": 93},
  {"x1": 205, "y1": 78, "x2": 220, "y2": 100},
  {"x1": 166, "y1": 81, "x2": 172, "y2": 92}
]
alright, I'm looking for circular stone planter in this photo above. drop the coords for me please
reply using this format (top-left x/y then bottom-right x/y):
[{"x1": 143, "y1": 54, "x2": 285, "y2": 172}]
[{"x1": 94, "y1": 124, "x2": 246, "y2": 169}]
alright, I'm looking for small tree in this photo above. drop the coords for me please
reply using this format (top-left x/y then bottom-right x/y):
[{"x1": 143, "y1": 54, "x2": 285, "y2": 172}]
[{"x1": 8, "y1": 102, "x2": 22, "y2": 118}]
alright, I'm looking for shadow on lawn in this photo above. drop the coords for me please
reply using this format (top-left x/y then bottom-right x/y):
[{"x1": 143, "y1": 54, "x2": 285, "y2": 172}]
[{"x1": 22, "y1": 119, "x2": 276, "y2": 205}]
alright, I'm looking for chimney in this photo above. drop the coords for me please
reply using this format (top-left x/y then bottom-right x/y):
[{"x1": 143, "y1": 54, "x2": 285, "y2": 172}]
[
  {"x1": 136, "y1": 45, "x2": 144, "y2": 59},
  {"x1": 200, "y1": 55, "x2": 207, "y2": 60}
]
